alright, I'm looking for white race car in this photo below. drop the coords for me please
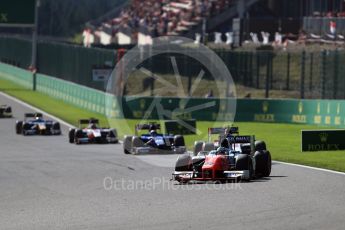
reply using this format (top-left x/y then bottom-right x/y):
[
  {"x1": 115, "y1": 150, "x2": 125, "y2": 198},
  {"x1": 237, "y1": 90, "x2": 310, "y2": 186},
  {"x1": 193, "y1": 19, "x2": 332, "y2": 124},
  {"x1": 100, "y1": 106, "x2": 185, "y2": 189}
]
[{"x1": 68, "y1": 118, "x2": 118, "y2": 144}]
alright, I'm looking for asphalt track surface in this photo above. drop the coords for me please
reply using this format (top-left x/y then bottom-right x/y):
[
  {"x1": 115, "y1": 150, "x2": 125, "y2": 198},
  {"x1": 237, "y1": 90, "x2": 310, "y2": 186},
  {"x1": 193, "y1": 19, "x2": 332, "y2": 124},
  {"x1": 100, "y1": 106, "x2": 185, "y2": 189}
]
[{"x1": 1, "y1": 93, "x2": 345, "y2": 230}]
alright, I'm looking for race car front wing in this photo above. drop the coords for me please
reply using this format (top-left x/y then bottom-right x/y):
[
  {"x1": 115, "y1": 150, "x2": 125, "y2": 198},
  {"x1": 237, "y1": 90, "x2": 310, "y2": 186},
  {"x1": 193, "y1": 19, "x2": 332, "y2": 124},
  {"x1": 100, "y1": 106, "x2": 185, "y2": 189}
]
[
  {"x1": 132, "y1": 146, "x2": 186, "y2": 155},
  {"x1": 75, "y1": 136, "x2": 118, "y2": 144},
  {"x1": 172, "y1": 170, "x2": 250, "y2": 182}
]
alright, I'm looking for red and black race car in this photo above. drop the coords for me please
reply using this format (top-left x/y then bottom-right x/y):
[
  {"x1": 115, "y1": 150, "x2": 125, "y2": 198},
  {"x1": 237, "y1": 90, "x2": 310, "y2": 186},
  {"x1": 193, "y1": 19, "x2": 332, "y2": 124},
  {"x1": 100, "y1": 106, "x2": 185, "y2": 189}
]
[
  {"x1": 68, "y1": 118, "x2": 118, "y2": 144},
  {"x1": 172, "y1": 127, "x2": 271, "y2": 183}
]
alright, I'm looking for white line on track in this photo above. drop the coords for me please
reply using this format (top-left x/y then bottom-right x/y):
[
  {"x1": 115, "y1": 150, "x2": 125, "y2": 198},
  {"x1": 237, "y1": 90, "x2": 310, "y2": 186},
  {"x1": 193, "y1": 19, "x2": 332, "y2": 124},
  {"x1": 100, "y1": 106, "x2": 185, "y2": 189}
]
[
  {"x1": 273, "y1": 161, "x2": 345, "y2": 176},
  {"x1": 1, "y1": 91, "x2": 344, "y2": 175}
]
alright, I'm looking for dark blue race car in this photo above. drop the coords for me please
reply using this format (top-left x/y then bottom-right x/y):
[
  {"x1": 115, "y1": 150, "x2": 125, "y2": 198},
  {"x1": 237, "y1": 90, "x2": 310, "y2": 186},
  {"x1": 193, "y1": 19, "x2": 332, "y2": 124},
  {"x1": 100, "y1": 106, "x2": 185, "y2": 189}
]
[
  {"x1": 15, "y1": 113, "x2": 61, "y2": 135},
  {"x1": 123, "y1": 123, "x2": 186, "y2": 154}
]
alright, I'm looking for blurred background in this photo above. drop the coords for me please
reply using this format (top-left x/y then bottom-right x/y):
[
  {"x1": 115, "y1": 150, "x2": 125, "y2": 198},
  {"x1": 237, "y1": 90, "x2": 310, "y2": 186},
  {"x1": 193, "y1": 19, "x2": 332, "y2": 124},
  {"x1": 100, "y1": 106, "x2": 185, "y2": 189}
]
[{"x1": 1, "y1": 0, "x2": 345, "y2": 99}]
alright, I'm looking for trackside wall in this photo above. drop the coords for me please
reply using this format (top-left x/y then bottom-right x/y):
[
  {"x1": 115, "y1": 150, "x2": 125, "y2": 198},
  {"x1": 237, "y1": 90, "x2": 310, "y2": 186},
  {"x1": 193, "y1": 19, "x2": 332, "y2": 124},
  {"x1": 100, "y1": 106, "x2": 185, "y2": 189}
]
[{"x1": 1, "y1": 62, "x2": 344, "y2": 126}]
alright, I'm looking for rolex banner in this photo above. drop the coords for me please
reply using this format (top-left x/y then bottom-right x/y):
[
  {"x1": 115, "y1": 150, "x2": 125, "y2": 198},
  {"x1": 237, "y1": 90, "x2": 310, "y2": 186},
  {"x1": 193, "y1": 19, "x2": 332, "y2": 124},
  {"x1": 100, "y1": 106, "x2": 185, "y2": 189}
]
[{"x1": 301, "y1": 130, "x2": 345, "y2": 152}]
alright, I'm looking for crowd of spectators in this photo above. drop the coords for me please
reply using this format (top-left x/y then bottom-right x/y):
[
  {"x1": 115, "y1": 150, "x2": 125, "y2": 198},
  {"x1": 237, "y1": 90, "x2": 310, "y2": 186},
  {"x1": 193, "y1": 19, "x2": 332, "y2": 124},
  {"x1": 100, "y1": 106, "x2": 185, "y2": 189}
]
[{"x1": 87, "y1": 0, "x2": 235, "y2": 45}]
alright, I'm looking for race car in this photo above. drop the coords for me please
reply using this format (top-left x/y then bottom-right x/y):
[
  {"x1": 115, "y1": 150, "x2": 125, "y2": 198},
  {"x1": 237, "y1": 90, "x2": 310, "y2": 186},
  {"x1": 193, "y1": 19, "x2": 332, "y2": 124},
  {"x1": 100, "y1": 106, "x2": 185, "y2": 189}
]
[
  {"x1": 172, "y1": 127, "x2": 271, "y2": 183},
  {"x1": 123, "y1": 123, "x2": 186, "y2": 154},
  {"x1": 0, "y1": 105, "x2": 12, "y2": 118},
  {"x1": 68, "y1": 118, "x2": 118, "y2": 144},
  {"x1": 15, "y1": 113, "x2": 61, "y2": 135}
]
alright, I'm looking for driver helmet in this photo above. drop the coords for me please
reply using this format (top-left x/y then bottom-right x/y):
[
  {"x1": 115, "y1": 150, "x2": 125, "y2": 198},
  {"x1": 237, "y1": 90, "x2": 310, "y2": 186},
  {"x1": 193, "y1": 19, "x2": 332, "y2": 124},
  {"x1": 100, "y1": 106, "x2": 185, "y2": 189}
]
[
  {"x1": 150, "y1": 129, "x2": 157, "y2": 136},
  {"x1": 224, "y1": 128, "x2": 229, "y2": 135},
  {"x1": 225, "y1": 127, "x2": 233, "y2": 137},
  {"x1": 216, "y1": 147, "x2": 227, "y2": 155},
  {"x1": 89, "y1": 123, "x2": 98, "y2": 129}
]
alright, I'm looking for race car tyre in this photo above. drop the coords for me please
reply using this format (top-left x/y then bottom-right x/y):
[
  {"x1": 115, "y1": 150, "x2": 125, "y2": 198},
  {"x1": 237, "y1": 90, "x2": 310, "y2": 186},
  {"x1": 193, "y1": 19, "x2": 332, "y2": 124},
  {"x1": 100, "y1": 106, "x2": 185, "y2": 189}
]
[
  {"x1": 109, "y1": 129, "x2": 117, "y2": 138},
  {"x1": 68, "y1": 129, "x2": 75, "y2": 143},
  {"x1": 235, "y1": 154, "x2": 254, "y2": 180},
  {"x1": 175, "y1": 154, "x2": 192, "y2": 171},
  {"x1": 15, "y1": 121, "x2": 23, "y2": 134},
  {"x1": 203, "y1": 142, "x2": 215, "y2": 152},
  {"x1": 174, "y1": 135, "x2": 185, "y2": 147},
  {"x1": 108, "y1": 129, "x2": 118, "y2": 143},
  {"x1": 74, "y1": 129, "x2": 83, "y2": 144},
  {"x1": 53, "y1": 122, "x2": 60, "y2": 130},
  {"x1": 132, "y1": 136, "x2": 144, "y2": 148},
  {"x1": 241, "y1": 143, "x2": 252, "y2": 155},
  {"x1": 192, "y1": 156, "x2": 205, "y2": 173},
  {"x1": 255, "y1": 140, "x2": 267, "y2": 151},
  {"x1": 254, "y1": 150, "x2": 271, "y2": 177},
  {"x1": 123, "y1": 135, "x2": 133, "y2": 154},
  {"x1": 53, "y1": 122, "x2": 61, "y2": 132},
  {"x1": 194, "y1": 141, "x2": 204, "y2": 156},
  {"x1": 22, "y1": 122, "x2": 31, "y2": 135}
]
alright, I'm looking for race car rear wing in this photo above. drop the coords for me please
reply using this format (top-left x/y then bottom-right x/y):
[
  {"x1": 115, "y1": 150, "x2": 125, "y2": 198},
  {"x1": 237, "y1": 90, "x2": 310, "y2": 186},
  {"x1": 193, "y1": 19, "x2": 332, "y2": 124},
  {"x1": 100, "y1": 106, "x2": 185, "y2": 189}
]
[
  {"x1": 25, "y1": 113, "x2": 43, "y2": 119},
  {"x1": 135, "y1": 123, "x2": 161, "y2": 136},
  {"x1": 78, "y1": 118, "x2": 99, "y2": 127},
  {"x1": 208, "y1": 126, "x2": 239, "y2": 142},
  {"x1": 207, "y1": 127, "x2": 255, "y2": 154},
  {"x1": 227, "y1": 135, "x2": 253, "y2": 144},
  {"x1": 79, "y1": 118, "x2": 99, "y2": 124}
]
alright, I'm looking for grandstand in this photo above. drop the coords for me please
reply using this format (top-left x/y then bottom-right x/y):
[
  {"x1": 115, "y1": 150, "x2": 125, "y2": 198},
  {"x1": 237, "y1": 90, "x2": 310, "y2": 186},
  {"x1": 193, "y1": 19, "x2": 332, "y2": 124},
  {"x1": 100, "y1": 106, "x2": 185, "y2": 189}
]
[
  {"x1": 83, "y1": 0, "x2": 256, "y2": 46},
  {"x1": 83, "y1": 0, "x2": 345, "y2": 47}
]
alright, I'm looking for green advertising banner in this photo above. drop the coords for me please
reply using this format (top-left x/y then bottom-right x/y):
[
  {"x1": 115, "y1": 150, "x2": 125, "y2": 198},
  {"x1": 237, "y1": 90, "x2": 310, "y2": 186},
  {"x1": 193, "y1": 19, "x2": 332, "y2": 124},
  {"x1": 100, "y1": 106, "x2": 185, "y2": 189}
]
[
  {"x1": 121, "y1": 97, "x2": 235, "y2": 122},
  {"x1": 0, "y1": 0, "x2": 35, "y2": 26},
  {"x1": 302, "y1": 130, "x2": 345, "y2": 151},
  {"x1": 235, "y1": 99, "x2": 345, "y2": 127},
  {"x1": 165, "y1": 120, "x2": 197, "y2": 135},
  {"x1": 120, "y1": 97, "x2": 345, "y2": 127}
]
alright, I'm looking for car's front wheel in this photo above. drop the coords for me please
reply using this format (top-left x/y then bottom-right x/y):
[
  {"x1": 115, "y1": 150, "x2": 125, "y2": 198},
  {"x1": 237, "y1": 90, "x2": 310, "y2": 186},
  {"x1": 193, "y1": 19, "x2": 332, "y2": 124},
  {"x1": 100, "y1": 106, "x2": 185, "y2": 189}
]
[
  {"x1": 68, "y1": 129, "x2": 75, "y2": 143},
  {"x1": 15, "y1": 121, "x2": 23, "y2": 134}
]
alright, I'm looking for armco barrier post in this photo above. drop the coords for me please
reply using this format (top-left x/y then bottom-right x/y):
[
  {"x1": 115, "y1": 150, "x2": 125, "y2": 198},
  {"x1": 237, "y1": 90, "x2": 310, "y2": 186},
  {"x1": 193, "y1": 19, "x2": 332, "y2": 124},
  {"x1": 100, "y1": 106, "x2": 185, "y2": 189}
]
[
  {"x1": 30, "y1": 0, "x2": 40, "y2": 91},
  {"x1": 256, "y1": 52, "x2": 260, "y2": 89},
  {"x1": 243, "y1": 52, "x2": 248, "y2": 86},
  {"x1": 269, "y1": 52, "x2": 273, "y2": 90},
  {"x1": 286, "y1": 52, "x2": 290, "y2": 90},
  {"x1": 321, "y1": 50, "x2": 326, "y2": 99},
  {"x1": 33, "y1": 72, "x2": 36, "y2": 91},
  {"x1": 333, "y1": 50, "x2": 339, "y2": 99},
  {"x1": 248, "y1": 51, "x2": 253, "y2": 87},
  {"x1": 300, "y1": 50, "x2": 306, "y2": 99},
  {"x1": 309, "y1": 52, "x2": 313, "y2": 91},
  {"x1": 265, "y1": 52, "x2": 270, "y2": 98}
]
